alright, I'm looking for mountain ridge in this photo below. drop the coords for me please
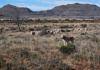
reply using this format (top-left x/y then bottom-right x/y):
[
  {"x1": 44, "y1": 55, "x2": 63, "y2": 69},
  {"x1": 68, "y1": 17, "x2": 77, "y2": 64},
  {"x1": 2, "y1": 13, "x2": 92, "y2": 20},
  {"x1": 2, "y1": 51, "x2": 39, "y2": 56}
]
[{"x1": 0, "y1": 3, "x2": 100, "y2": 19}]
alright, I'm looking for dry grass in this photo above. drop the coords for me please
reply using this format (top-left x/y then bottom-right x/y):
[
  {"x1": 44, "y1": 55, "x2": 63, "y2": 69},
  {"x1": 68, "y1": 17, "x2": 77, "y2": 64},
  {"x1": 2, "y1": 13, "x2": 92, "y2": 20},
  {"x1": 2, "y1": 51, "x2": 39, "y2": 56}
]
[{"x1": 0, "y1": 22, "x2": 100, "y2": 70}]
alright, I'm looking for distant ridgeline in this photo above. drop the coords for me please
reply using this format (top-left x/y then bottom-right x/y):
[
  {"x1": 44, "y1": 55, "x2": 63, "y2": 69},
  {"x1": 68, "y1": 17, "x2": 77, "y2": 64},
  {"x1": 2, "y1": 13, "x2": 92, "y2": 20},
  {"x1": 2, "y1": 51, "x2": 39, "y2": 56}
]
[{"x1": 0, "y1": 3, "x2": 100, "y2": 21}]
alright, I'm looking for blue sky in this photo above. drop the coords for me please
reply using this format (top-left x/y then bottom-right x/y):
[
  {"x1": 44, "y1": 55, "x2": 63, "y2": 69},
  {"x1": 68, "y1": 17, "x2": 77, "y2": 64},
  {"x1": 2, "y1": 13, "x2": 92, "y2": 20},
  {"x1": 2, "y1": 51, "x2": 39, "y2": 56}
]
[{"x1": 0, "y1": 0, "x2": 100, "y2": 11}]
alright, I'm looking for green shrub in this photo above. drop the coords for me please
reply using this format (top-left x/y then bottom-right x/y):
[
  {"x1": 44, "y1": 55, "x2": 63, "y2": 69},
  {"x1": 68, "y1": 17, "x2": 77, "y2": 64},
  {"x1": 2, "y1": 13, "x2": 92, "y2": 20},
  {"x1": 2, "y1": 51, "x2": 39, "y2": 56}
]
[
  {"x1": 59, "y1": 43, "x2": 76, "y2": 54},
  {"x1": 0, "y1": 55, "x2": 6, "y2": 68}
]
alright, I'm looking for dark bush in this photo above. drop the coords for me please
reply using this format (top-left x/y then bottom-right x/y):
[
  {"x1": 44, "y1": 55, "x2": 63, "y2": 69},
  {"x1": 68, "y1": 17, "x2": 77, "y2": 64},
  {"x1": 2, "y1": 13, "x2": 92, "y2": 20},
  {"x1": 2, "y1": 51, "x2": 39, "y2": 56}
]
[
  {"x1": 0, "y1": 55, "x2": 6, "y2": 68},
  {"x1": 81, "y1": 24, "x2": 87, "y2": 28},
  {"x1": 6, "y1": 63, "x2": 12, "y2": 70},
  {"x1": 61, "y1": 29, "x2": 72, "y2": 32},
  {"x1": 0, "y1": 27, "x2": 4, "y2": 33},
  {"x1": 60, "y1": 25, "x2": 69, "y2": 28},
  {"x1": 19, "y1": 48, "x2": 30, "y2": 58},
  {"x1": 29, "y1": 28, "x2": 35, "y2": 31},
  {"x1": 59, "y1": 43, "x2": 76, "y2": 54},
  {"x1": 81, "y1": 32, "x2": 87, "y2": 35},
  {"x1": 9, "y1": 27, "x2": 17, "y2": 31},
  {"x1": 18, "y1": 65, "x2": 27, "y2": 70}
]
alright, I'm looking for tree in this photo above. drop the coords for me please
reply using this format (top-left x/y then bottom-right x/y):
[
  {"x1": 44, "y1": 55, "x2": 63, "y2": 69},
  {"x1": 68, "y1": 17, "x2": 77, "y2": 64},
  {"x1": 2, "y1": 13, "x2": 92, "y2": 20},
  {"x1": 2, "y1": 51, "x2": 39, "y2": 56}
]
[
  {"x1": 5, "y1": 7, "x2": 23, "y2": 31},
  {"x1": 14, "y1": 8, "x2": 22, "y2": 31}
]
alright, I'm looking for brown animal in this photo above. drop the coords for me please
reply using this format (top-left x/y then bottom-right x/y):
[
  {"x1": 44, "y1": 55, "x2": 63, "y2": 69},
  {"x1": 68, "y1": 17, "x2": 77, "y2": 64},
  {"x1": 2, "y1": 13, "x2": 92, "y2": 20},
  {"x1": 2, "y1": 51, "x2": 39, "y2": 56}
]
[
  {"x1": 62, "y1": 35, "x2": 74, "y2": 43},
  {"x1": 32, "y1": 31, "x2": 35, "y2": 35}
]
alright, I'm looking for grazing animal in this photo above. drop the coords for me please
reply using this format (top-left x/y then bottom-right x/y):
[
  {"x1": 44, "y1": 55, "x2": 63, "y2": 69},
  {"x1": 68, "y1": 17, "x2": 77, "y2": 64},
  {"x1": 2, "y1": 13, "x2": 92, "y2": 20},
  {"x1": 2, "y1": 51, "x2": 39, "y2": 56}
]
[
  {"x1": 62, "y1": 35, "x2": 74, "y2": 43},
  {"x1": 48, "y1": 29, "x2": 61, "y2": 35},
  {"x1": 39, "y1": 29, "x2": 54, "y2": 36},
  {"x1": 32, "y1": 31, "x2": 35, "y2": 35},
  {"x1": 32, "y1": 31, "x2": 41, "y2": 36}
]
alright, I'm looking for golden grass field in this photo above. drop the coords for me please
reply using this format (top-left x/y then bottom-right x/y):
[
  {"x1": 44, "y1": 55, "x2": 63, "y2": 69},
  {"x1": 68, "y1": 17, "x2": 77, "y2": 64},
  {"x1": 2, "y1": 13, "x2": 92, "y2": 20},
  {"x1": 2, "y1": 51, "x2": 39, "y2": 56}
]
[{"x1": 0, "y1": 22, "x2": 100, "y2": 70}]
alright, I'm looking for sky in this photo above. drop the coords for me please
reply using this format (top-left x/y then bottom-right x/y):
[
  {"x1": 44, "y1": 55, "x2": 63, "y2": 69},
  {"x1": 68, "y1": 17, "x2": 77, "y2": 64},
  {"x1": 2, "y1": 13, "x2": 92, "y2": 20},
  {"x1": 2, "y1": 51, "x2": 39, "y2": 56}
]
[{"x1": 0, "y1": 0, "x2": 100, "y2": 11}]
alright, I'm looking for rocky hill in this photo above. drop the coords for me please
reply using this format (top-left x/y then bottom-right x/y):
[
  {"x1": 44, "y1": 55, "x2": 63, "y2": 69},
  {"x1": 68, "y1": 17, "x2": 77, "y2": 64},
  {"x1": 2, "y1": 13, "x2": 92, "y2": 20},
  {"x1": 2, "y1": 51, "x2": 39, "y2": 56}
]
[{"x1": 0, "y1": 3, "x2": 100, "y2": 19}]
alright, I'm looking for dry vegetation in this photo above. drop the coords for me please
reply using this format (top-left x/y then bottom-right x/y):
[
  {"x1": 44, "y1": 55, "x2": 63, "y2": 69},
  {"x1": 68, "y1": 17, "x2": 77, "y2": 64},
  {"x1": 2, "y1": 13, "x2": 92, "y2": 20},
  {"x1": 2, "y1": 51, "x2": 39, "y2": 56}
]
[{"x1": 0, "y1": 20, "x2": 100, "y2": 70}]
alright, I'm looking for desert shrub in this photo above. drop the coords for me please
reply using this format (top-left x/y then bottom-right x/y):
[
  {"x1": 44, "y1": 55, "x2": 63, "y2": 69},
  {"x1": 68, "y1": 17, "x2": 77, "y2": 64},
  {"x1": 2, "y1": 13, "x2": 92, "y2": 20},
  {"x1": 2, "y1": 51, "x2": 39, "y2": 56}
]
[
  {"x1": 69, "y1": 19, "x2": 77, "y2": 23},
  {"x1": 0, "y1": 55, "x2": 6, "y2": 68},
  {"x1": 0, "y1": 27, "x2": 4, "y2": 33},
  {"x1": 59, "y1": 43, "x2": 76, "y2": 54},
  {"x1": 29, "y1": 28, "x2": 34, "y2": 31},
  {"x1": 9, "y1": 27, "x2": 17, "y2": 31},
  {"x1": 61, "y1": 29, "x2": 66, "y2": 32},
  {"x1": 81, "y1": 32, "x2": 87, "y2": 35},
  {"x1": 6, "y1": 63, "x2": 13, "y2": 70},
  {"x1": 20, "y1": 26, "x2": 26, "y2": 32},
  {"x1": 66, "y1": 29, "x2": 72, "y2": 32},
  {"x1": 60, "y1": 25, "x2": 73, "y2": 29},
  {"x1": 0, "y1": 35, "x2": 6, "y2": 40},
  {"x1": 64, "y1": 19, "x2": 70, "y2": 22},
  {"x1": 81, "y1": 24, "x2": 87, "y2": 28},
  {"x1": 38, "y1": 57, "x2": 75, "y2": 70},
  {"x1": 60, "y1": 29, "x2": 72, "y2": 32},
  {"x1": 18, "y1": 48, "x2": 31, "y2": 58},
  {"x1": 33, "y1": 27, "x2": 43, "y2": 31},
  {"x1": 17, "y1": 65, "x2": 27, "y2": 70},
  {"x1": 32, "y1": 53, "x2": 38, "y2": 59}
]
